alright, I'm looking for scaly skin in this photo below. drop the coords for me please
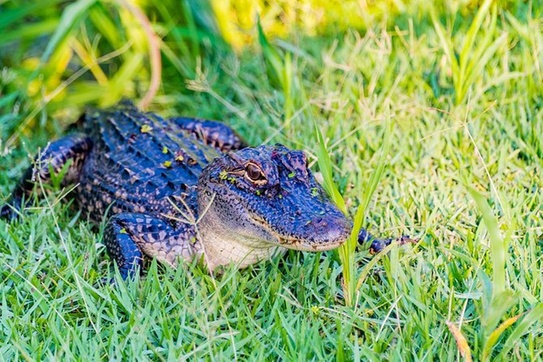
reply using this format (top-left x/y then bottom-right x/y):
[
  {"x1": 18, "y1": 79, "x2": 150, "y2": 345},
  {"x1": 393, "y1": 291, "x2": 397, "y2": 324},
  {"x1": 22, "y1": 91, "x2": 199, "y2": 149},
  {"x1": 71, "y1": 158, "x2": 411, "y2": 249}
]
[{"x1": 1, "y1": 102, "x2": 398, "y2": 278}]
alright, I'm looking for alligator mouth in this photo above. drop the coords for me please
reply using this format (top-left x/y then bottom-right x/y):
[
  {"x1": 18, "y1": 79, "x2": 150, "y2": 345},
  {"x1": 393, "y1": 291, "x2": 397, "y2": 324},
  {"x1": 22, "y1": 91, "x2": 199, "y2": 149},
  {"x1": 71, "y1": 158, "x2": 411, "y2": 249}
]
[
  {"x1": 251, "y1": 215, "x2": 348, "y2": 251},
  {"x1": 275, "y1": 235, "x2": 346, "y2": 251}
]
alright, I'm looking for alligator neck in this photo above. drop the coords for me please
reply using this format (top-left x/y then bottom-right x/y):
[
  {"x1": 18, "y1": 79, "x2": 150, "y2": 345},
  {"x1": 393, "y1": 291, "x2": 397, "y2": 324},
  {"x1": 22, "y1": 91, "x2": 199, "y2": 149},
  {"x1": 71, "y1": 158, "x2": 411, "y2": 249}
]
[
  {"x1": 202, "y1": 223, "x2": 286, "y2": 270},
  {"x1": 197, "y1": 208, "x2": 286, "y2": 271}
]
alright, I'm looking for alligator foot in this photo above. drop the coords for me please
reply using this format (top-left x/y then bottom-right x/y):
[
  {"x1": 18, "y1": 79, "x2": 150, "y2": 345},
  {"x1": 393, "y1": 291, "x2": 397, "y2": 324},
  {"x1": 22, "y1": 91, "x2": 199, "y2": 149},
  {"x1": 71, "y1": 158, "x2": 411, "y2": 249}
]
[
  {"x1": 358, "y1": 229, "x2": 417, "y2": 254},
  {"x1": 104, "y1": 213, "x2": 198, "y2": 279},
  {"x1": 169, "y1": 117, "x2": 248, "y2": 152},
  {"x1": 104, "y1": 213, "x2": 146, "y2": 280},
  {"x1": 1, "y1": 134, "x2": 92, "y2": 221},
  {"x1": 1, "y1": 197, "x2": 22, "y2": 221}
]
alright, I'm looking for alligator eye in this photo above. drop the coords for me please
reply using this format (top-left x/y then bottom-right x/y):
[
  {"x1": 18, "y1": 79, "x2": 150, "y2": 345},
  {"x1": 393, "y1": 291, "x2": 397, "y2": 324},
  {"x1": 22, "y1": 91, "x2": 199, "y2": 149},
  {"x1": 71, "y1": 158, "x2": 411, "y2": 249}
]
[{"x1": 245, "y1": 162, "x2": 266, "y2": 183}]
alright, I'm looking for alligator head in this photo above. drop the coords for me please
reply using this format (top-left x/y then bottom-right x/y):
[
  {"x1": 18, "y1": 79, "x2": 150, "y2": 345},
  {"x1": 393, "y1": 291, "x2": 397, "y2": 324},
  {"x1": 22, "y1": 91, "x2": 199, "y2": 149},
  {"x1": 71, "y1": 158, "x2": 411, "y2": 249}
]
[{"x1": 197, "y1": 144, "x2": 351, "y2": 270}]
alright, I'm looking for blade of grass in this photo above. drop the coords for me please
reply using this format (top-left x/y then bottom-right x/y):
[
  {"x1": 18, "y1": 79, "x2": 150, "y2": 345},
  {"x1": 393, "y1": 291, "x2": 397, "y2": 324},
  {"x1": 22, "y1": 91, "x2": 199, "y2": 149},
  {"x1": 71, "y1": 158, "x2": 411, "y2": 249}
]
[
  {"x1": 314, "y1": 123, "x2": 351, "y2": 304},
  {"x1": 356, "y1": 242, "x2": 396, "y2": 291},
  {"x1": 88, "y1": 4, "x2": 123, "y2": 49},
  {"x1": 349, "y1": 117, "x2": 392, "y2": 303},
  {"x1": 458, "y1": 0, "x2": 494, "y2": 92},
  {"x1": 115, "y1": 0, "x2": 161, "y2": 109},
  {"x1": 0, "y1": 20, "x2": 60, "y2": 47},
  {"x1": 351, "y1": 116, "x2": 393, "y2": 255},
  {"x1": 102, "y1": 53, "x2": 144, "y2": 106},
  {"x1": 41, "y1": 0, "x2": 97, "y2": 64},
  {"x1": 446, "y1": 321, "x2": 473, "y2": 362},
  {"x1": 497, "y1": 303, "x2": 543, "y2": 359},
  {"x1": 482, "y1": 312, "x2": 522, "y2": 361},
  {"x1": 432, "y1": 0, "x2": 501, "y2": 104},
  {"x1": 0, "y1": 0, "x2": 60, "y2": 30},
  {"x1": 431, "y1": 10, "x2": 459, "y2": 84},
  {"x1": 467, "y1": 186, "x2": 508, "y2": 298},
  {"x1": 314, "y1": 125, "x2": 346, "y2": 212},
  {"x1": 483, "y1": 290, "x2": 519, "y2": 336},
  {"x1": 314, "y1": 116, "x2": 392, "y2": 306},
  {"x1": 257, "y1": 17, "x2": 284, "y2": 90}
]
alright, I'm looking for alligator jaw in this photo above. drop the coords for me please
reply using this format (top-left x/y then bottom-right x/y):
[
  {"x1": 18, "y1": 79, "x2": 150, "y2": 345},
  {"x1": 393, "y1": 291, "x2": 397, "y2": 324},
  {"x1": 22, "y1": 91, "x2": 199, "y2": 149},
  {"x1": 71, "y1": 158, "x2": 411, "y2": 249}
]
[
  {"x1": 252, "y1": 215, "x2": 349, "y2": 252},
  {"x1": 197, "y1": 214, "x2": 288, "y2": 271},
  {"x1": 197, "y1": 199, "x2": 350, "y2": 271},
  {"x1": 275, "y1": 235, "x2": 346, "y2": 251}
]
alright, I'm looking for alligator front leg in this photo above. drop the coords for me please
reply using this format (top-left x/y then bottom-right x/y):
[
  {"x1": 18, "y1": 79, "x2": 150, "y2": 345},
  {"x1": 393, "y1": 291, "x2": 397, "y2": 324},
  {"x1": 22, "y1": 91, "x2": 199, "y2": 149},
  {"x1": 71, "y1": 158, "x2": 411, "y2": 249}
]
[
  {"x1": 1, "y1": 134, "x2": 93, "y2": 220},
  {"x1": 358, "y1": 229, "x2": 416, "y2": 254},
  {"x1": 104, "y1": 213, "x2": 200, "y2": 279},
  {"x1": 169, "y1": 117, "x2": 247, "y2": 152}
]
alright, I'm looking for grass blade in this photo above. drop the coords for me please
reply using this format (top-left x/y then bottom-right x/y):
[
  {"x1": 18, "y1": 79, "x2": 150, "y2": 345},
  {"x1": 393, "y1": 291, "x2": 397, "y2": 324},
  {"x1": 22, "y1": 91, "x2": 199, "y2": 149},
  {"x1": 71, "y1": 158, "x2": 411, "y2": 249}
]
[
  {"x1": 104, "y1": 53, "x2": 144, "y2": 106},
  {"x1": 498, "y1": 303, "x2": 543, "y2": 359},
  {"x1": 482, "y1": 313, "x2": 521, "y2": 361},
  {"x1": 467, "y1": 186, "x2": 508, "y2": 298},
  {"x1": 314, "y1": 123, "x2": 351, "y2": 304},
  {"x1": 41, "y1": 0, "x2": 96, "y2": 64},
  {"x1": 446, "y1": 321, "x2": 473, "y2": 362},
  {"x1": 483, "y1": 290, "x2": 519, "y2": 336},
  {"x1": 431, "y1": 9, "x2": 459, "y2": 83},
  {"x1": 356, "y1": 242, "x2": 395, "y2": 291},
  {"x1": 314, "y1": 125, "x2": 346, "y2": 212},
  {"x1": 0, "y1": 0, "x2": 60, "y2": 30},
  {"x1": 257, "y1": 17, "x2": 284, "y2": 90},
  {"x1": 0, "y1": 20, "x2": 59, "y2": 47},
  {"x1": 459, "y1": 0, "x2": 494, "y2": 79},
  {"x1": 351, "y1": 116, "x2": 393, "y2": 254}
]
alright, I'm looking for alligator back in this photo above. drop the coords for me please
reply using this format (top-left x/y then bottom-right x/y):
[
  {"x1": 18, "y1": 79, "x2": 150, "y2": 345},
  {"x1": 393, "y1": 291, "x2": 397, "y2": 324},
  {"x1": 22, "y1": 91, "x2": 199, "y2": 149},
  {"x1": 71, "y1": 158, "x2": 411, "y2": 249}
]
[{"x1": 77, "y1": 104, "x2": 221, "y2": 223}]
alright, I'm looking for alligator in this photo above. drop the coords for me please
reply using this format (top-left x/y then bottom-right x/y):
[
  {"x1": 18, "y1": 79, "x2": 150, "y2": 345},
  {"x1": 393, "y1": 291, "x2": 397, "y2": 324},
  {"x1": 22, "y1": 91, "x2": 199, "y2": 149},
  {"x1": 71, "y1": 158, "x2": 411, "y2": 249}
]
[{"x1": 1, "y1": 102, "x2": 401, "y2": 278}]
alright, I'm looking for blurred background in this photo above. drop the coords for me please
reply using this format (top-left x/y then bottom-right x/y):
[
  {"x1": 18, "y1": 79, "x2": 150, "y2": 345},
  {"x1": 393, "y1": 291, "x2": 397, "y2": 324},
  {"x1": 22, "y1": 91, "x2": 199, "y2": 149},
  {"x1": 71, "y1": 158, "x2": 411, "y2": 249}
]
[{"x1": 0, "y1": 0, "x2": 535, "y2": 114}]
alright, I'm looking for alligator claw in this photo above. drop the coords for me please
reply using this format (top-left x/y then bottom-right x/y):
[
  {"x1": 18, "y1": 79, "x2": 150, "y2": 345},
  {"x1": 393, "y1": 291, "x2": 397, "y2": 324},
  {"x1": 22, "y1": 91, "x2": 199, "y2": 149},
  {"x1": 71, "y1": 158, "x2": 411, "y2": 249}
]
[
  {"x1": 98, "y1": 269, "x2": 140, "y2": 286},
  {"x1": 358, "y1": 229, "x2": 418, "y2": 254},
  {"x1": 0, "y1": 200, "x2": 21, "y2": 221}
]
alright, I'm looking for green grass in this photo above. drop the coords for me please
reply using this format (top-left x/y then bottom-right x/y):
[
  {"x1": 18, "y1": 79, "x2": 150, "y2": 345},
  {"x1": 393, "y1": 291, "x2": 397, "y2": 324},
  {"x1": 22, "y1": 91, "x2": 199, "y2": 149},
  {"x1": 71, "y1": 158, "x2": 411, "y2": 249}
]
[{"x1": 1, "y1": 1, "x2": 543, "y2": 360}]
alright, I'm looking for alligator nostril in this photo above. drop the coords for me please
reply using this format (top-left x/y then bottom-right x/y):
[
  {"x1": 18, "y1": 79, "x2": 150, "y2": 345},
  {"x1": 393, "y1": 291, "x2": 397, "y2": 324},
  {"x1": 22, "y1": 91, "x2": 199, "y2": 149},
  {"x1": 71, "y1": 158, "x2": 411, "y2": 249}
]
[
  {"x1": 322, "y1": 218, "x2": 329, "y2": 225},
  {"x1": 312, "y1": 217, "x2": 330, "y2": 230}
]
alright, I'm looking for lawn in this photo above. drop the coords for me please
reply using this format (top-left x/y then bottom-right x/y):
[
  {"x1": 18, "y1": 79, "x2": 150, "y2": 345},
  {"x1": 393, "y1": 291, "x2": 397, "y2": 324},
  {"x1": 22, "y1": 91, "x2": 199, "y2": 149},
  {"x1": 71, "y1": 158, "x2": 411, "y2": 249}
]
[{"x1": 0, "y1": 0, "x2": 542, "y2": 360}]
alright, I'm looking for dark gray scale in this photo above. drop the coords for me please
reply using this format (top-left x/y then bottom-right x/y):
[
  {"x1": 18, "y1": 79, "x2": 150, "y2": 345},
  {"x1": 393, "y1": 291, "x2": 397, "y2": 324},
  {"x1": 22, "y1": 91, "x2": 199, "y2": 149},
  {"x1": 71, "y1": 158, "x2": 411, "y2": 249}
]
[
  {"x1": 169, "y1": 117, "x2": 248, "y2": 151},
  {"x1": 76, "y1": 105, "x2": 222, "y2": 223}
]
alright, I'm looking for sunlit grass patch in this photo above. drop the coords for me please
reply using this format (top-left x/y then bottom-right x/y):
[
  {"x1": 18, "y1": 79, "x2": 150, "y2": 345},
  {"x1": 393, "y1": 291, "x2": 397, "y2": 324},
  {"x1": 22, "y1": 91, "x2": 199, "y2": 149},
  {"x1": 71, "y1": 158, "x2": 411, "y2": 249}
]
[{"x1": 1, "y1": 1, "x2": 543, "y2": 360}]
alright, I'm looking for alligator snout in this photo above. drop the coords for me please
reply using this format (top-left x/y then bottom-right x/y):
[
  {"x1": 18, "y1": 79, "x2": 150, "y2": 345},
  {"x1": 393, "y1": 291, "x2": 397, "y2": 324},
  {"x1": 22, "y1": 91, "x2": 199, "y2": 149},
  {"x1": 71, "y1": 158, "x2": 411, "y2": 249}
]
[
  {"x1": 274, "y1": 212, "x2": 351, "y2": 251},
  {"x1": 304, "y1": 214, "x2": 352, "y2": 248}
]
